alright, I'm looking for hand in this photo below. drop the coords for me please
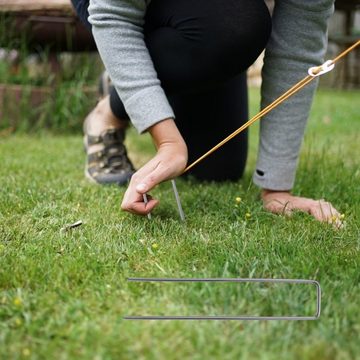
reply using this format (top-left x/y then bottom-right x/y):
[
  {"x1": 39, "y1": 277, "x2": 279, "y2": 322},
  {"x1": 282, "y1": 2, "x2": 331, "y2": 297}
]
[
  {"x1": 121, "y1": 119, "x2": 187, "y2": 216},
  {"x1": 261, "y1": 189, "x2": 343, "y2": 227}
]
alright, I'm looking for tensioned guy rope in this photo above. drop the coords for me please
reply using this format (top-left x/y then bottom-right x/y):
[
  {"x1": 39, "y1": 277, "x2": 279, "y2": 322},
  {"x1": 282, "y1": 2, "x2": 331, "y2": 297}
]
[{"x1": 183, "y1": 40, "x2": 360, "y2": 174}]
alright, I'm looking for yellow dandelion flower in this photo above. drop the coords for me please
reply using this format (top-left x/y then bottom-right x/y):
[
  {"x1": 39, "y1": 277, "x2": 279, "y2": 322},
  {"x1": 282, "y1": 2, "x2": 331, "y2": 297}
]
[
  {"x1": 22, "y1": 348, "x2": 31, "y2": 357},
  {"x1": 235, "y1": 197, "x2": 242, "y2": 203},
  {"x1": 13, "y1": 297, "x2": 22, "y2": 307},
  {"x1": 340, "y1": 214, "x2": 345, "y2": 220},
  {"x1": 245, "y1": 213, "x2": 251, "y2": 219},
  {"x1": 152, "y1": 243, "x2": 158, "y2": 249}
]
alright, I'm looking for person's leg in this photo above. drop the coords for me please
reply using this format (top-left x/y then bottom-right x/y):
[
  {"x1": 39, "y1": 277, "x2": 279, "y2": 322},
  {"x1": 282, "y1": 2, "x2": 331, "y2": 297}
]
[
  {"x1": 109, "y1": 0, "x2": 270, "y2": 181},
  {"x1": 169, "y1": 73, "x2": 248, "y2": 181},
  {"x1": 109, "y1": 86, "x2": 129, "y2": 121},
  {"x1": 72, "y1": 0, "x2": 271, "y2": 182},
  {"x1": 84, "y1": 94, "x2": 127, "y2": 139},
  {"x1": 143, "y1": 0, "x2": 271, "y2": 180},
  {"x1": 71, "y1": 0, "x2": 134, "y2": 184}
]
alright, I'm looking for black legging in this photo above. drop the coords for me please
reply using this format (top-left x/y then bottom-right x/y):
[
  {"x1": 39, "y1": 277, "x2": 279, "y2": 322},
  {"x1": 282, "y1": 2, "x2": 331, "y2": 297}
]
[{"x1": 72, "y1": 0, "x2": 271, "y2": 181}]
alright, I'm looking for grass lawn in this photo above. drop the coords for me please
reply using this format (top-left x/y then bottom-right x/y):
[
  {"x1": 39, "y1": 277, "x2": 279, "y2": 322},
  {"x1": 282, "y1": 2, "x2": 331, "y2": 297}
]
[{"x1": 0, "y1": 88, "x2": 359, "y2": 359}]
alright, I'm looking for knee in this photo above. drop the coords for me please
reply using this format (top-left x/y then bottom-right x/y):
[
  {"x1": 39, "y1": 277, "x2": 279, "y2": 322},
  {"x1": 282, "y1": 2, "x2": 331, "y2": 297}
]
[
  {"x1": 250, "y1": 1, "x2": 272, "y2": 54},
  {"x1": 144, "y1": 0, "x2": 272, "y2": 88},
  {"x1": 145, "y1": 27, "x2": 197, "y2": 90},
  {"x1": 225, "y1": 1, "x2": 272, "y2": 69},
  {"x1": 202, "y1": 0, "x2": 272, "y2": 76}
]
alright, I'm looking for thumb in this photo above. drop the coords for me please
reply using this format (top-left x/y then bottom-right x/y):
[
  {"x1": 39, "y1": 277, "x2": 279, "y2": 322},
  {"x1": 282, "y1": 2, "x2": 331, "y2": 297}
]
[
  {"x1": 136, "y1": 164, "x2": 171, "y2": 194},
  {"x1": 136, "y1": 182, "x2": 149, "y2": 193}
]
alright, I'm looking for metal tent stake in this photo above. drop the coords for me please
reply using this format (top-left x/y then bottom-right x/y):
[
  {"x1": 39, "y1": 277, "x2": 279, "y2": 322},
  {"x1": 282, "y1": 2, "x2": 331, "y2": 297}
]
[
  {"x1": 171, "y1": 179, "x2": 185, "y2": 221},
  {"x1": 142, "y1": 194, "x2": 152, "y2": 220},
  {"x1": 124, "y1": 278, "x2": 321, "y2": 321},
  {"x1": 143, "y1": 179, "x2": 185, "y2": 221}
]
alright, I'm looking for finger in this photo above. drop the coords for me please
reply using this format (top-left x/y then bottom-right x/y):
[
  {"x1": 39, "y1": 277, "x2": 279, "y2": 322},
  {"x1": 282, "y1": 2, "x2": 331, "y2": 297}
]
[
  {"x1": 121, "y1": 186, "x2": 142, "y2": 209},
  {"x1": 136, "y1": 164, "x2": 172, "y2": 194},
  {"x1": 131, "y1": 198, "x2": 159, "y2": 215},
  {"x1": 320, "y1": 201, "x2": 340, "y2": 222},
  {"x1": 121, "y1": 183, "x2": 158, "y2": 214},
  {"x1": 324, "y1": 203, "x2": 343, "y2": 228},
  {"x1": 310, "y1": 200, "x2": 340, "y2": 223},
  {"x1": 122, "y1": 198, "x2": 159, "y2": 216}
]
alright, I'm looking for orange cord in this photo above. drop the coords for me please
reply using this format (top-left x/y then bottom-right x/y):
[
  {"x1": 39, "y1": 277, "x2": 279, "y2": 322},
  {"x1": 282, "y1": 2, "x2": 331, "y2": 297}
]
[{"x1": 183, "y1": 40, "x2": 360, "y2": 174}]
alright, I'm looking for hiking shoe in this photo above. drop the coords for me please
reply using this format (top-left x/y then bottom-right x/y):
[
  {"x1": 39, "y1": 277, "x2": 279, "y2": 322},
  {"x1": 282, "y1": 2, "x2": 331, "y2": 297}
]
[{"x1": 84, "y1": 127, "x2": 135, "y2": 185}]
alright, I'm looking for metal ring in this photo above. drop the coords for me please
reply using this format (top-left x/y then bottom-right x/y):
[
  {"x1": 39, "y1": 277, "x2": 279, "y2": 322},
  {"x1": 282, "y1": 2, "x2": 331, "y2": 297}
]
[{"x1": 308, "y1": 60, "x2": 335, "y2": 77}]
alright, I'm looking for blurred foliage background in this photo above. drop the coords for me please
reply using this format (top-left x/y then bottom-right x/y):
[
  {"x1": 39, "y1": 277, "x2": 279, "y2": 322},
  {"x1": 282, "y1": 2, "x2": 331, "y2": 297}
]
[{"x1": 0, "y1": 0, "x2": 359, "y2": 134}]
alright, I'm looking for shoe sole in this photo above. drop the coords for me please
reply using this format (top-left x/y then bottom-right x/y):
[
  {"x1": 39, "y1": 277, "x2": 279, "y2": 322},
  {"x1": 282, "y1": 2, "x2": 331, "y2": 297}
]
[{"x1": 84, "y1": 165, "x2": 99, "y2": 185}]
